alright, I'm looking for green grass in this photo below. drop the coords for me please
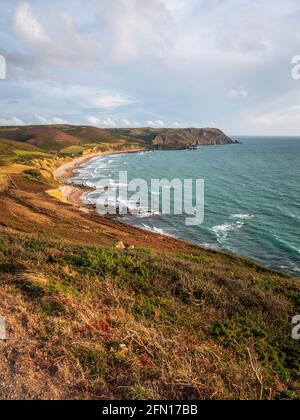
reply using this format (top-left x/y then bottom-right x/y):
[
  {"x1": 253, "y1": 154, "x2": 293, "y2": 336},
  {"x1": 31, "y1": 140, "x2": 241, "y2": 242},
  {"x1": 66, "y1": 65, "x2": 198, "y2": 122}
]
[
  {"x1": 74, "y1": 344, "x2": 107, "y2": 379},
  {"x1": 14, "y1": 150, "x2": 52, "y2": 157},
  {"x1": 60, "y1": 146, "x2": 85, "y2": 154},
  {"x1": 0, "y1": 230, "x2": 299, "y2": 400},
  {"x1": 129, "y1": 385, "x2": 151, "y2": 400},
  {"x1": 0, "y1": 138, "x2": 52, "y2": 166}
]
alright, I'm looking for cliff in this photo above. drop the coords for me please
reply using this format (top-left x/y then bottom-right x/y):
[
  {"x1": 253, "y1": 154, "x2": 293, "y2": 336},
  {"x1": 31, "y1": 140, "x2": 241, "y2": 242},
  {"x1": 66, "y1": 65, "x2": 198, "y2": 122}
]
[
  {"x1": 0, "y1": 125, "x2": 237, "y2": 153},
  {"x1": 152, "y1": 128, "x2": 236, "y2": 149},
  {"x1": 110, "y1": 127, "x2": 237, "y2": 149}
]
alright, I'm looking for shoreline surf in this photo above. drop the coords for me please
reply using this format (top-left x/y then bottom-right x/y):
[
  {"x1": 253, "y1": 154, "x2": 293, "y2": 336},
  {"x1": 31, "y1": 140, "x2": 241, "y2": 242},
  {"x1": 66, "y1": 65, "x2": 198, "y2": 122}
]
[{"x1": 54, "y1": 147, "x2": 147, "y2": 210}]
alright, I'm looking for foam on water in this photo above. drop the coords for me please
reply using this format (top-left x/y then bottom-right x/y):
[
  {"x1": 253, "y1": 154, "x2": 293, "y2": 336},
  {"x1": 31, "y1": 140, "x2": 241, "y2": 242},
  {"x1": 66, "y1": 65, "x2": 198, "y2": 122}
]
[
  {"x1": 231, "y1": 213, "x2": 255, "y2": 220},
  {"x1": 211, "y1": 215, "x2": 251, "y2": 242},
  {"x1": 141, "y1": 224, "x2": 168, "y2": 235}
]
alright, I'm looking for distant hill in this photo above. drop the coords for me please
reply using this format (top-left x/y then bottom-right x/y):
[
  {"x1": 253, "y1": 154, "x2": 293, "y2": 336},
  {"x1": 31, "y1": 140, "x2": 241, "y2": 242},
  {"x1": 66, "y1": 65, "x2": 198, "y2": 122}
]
[
  {"x1": 0, "y1": 126, "x2": 128, "y2": 152},
  {"x1": 0, "y1": 125, "x2": 236, "y2": 153},
  {"x1": 111, "y1": 127, "x2": 237, "y2": 149}
]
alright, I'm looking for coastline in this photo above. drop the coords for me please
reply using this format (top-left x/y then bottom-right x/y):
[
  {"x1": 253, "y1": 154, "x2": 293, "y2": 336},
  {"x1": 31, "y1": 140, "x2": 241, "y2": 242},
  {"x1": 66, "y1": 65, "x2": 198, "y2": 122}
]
[
  {"x1": 54, "y1": 147, "x2": 147, "y2": 210},
  {"x1": 51, "y1": 145, "x2": 298, "y2": 278}
]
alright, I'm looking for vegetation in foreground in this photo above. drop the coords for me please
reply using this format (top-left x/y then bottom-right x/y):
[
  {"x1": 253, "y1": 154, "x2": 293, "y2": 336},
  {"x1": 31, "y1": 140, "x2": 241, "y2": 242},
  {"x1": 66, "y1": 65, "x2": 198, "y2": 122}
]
[
  {"x1": 0, "y1": 127, "x2": 299, "y2": 400},
  {"x1": 0, "y1": 231, "x2": 299, "y2": 400}
]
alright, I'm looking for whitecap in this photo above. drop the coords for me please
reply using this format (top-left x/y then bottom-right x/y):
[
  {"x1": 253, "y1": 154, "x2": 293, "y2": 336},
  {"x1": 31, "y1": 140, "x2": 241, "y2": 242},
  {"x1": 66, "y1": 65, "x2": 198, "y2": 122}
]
[
  {"x1": 211, "y1": 219, "x2": 246, "y2": 243},
  {"x1": 201, "y1": 243, "x2": 220, "y2": 251},
  {"x1": 231, "y1": 213, "x2": 254, "y2": 220},
  {"x1": 141, "y1": 224, "x2": 168, "y2": 236},
  {"x1": 136, "y1": 210, "x2": 160, "y2": 218},
  {"x1": 211, "y1": 223, "x2": 234, "y2": 241}
]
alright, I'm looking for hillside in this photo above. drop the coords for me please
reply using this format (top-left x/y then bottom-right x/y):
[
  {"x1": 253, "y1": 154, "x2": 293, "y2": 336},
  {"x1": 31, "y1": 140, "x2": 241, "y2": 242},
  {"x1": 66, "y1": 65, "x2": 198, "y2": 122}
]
[
  {"x1": 111, "y1": 127, "x2": 237, "y2": 149},
  {"x1": 0, "y1": 125, "x2": 236, "y2": 153},
  {"x1": 0, "y1": 137, "x2": 53, "y2": 167},
  {"x1": 0, "y1": 125, "x2": 139, "y2": 154},
  {"x1": 0, "y1": 131, "x2": 299, "y2": 400}
]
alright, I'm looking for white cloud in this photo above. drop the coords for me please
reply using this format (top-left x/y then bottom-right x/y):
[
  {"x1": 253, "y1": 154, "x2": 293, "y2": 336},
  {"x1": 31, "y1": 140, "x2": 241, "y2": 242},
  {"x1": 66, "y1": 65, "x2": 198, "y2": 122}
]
[
  {"x1": 173, "y1": 121, "x2": 190, "y2": 127},
  {"x1": 4, "y1": 80, "x2": 136, "y2": 114},
  {"x1": 0, "y1": 116, "x2": 26, "y2": 125},
  {"x1": 90, "y1": 94, "x2": 135, "y2": 109},
  {"x1": 14, "y1": 2, "x2": 49, "y2": 44},
  {"x1": 3, "y1": 0, "x2": 300, "y2": 135},
  {"x1": 221, "y1": 27, "x2": 273, "y2": 56},
  {"x1": 86, "y1": 116, "x2": 100, "y2": 126},
  {"x1": 121, "y1": 119, "x2": 141, "y2": 127},
  {"x1": 94, "y1": 0, "x2": 173, "y2": 62},
  {"x1": 145, "y1": 120, "x2": 166, "y2": 127},
  {"x1": 35, "y1": 114, "x2": 70, "y2": 124},
  {"x1": 86, "y1": 116, "x2": 117, "y2": 127},
  {"x1": 156, "y1": 120, "x2": 166, "y2": 127},
  {"x1": 163, "y1": 0, "x2": 195, "y2": 17},
  {"x1": 228, "y1": 88, "x2": 248, "y2": 98},
  {"x1": 13, "y1": 1, "x2": 98, "y2": 68},
  {"x1": 122, "y1": 118, "x2": 132, "y2": 126},
  {"x1": 101, "y1": 118, "x2": 117, "y2": 127},
  {"x1": 255, "y1": 105, "x2": 300, "y2": 126}
]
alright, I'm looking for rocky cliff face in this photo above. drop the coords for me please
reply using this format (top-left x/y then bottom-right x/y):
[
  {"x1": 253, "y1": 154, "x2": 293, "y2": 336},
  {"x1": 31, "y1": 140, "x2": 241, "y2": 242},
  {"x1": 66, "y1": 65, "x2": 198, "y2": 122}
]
[
  {"x1": 110, "y1": 127, "x2": 237, "y2": 149},
  {"x1": 152, "y1": 128, "x2": 236, "y2": 149}
]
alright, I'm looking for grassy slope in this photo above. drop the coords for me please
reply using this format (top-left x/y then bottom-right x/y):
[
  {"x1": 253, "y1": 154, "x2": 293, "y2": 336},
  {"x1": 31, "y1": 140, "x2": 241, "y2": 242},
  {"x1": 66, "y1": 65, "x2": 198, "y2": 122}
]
[
  {"x1": 0, "y1": 132, "x2": 299, "y2": 400},
  {"x1": 0, "y1": 138, "x2": 52, "y2": 165},
  {"x1": 0, "y1": 226, "x2": 299, "y2": 400},
  {"x1": 0, "y1": 125, "x2": 233, "y2": 153},
  {"x1": 0, "y1": 125, "x2": 144, "y2": 153}
]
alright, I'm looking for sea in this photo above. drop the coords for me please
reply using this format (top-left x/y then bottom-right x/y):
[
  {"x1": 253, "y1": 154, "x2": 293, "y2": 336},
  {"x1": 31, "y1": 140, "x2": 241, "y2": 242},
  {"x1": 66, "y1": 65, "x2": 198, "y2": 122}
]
[{"x1": 70, "y1": 137, "x2": 300, "y2": 276}]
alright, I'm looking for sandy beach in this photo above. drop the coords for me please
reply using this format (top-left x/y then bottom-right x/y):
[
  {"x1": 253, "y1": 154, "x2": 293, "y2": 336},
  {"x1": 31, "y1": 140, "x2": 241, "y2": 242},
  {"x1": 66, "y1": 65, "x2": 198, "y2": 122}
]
[{"x1": 54, "y1": 147, "x2": 147, "y2": 209}]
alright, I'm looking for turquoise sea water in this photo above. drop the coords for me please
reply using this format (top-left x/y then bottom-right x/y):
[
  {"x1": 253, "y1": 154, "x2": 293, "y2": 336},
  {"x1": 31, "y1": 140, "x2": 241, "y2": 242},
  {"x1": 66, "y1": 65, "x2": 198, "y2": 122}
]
[{"x1": 72, "y1": 137, "x2": 300, "y2": 276}]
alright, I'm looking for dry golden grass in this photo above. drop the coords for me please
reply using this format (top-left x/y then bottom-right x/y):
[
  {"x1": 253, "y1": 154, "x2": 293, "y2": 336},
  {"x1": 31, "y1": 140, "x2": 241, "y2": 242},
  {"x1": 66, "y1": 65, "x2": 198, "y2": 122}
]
[
  {"x1": 46, "y1": 189, "x2": 68, "y2": 203},
  {"x1": 0, "y1": 231, "x2": 299, "y2": 400}
]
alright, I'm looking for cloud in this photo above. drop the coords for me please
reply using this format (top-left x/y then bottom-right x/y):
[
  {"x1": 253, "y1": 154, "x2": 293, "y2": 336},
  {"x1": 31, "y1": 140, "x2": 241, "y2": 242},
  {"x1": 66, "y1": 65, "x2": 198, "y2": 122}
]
[
  {"x1": 0, "y1": 79, "x2": 137, "y2": 127},
  {"x1": 6, "y1": 80, "x2": 135, "y2": 110},
  {"x1": 93, "y1": 0, "x2": 173, "y2": 62},
  {"x1": 2, "y1": 0, "x2": 300, "y2": 134},
  {"x1": 145, "y1": 120, "x2": 165, "y2": 127},
  {"x1": 13, "y1": 1, "x2": 99, "y2": 69},
  {"x1": 35, "y1": 114, "x2": 70, "y2": 125},
  {"x1": 122, "y1": 118, "x2": 131, "y2": 126},
  {"x1": 228, "y1": 88, "x2": 249, "y2": 98},
  {"x1": 86, "y1": 116, "x2": 100, "y2": 126},
  {"x1": 255, "y1": 105, "x2": 300, "y2": 126},
  {"x1": 247, "y1": 90, "x2": 300, "y2": 134},
  {"x1": 173, "y1": 121, "x2": 190, "y2": 127},
  {"x1": 0, "y1": 116, "x2": 26, "y2": 125},
  {"x1": 220, "y1": 27, "x2": 273, "y2": 57},
  {"x1": 121, "y1": 119, "x2": 140, "y2": 127},
  {"x1": 173, "y1": 122, "x2": 182, "y2": 127},
  {"x1": 86, "y1": 116, "x2": 117, "y2": 127},
  {"x1": 90, "y1": 94, "x2": 135, "y2": 109},
  {"x1": 14, "y1": 2, "x2": 49, "y2": 45}
]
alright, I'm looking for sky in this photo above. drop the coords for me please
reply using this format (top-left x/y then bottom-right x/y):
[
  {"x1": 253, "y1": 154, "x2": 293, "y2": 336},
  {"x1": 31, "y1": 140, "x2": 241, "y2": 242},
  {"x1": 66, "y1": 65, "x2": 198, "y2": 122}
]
[{"x1": 1, "y1": 0, "x2": 300, "y2": 135}]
